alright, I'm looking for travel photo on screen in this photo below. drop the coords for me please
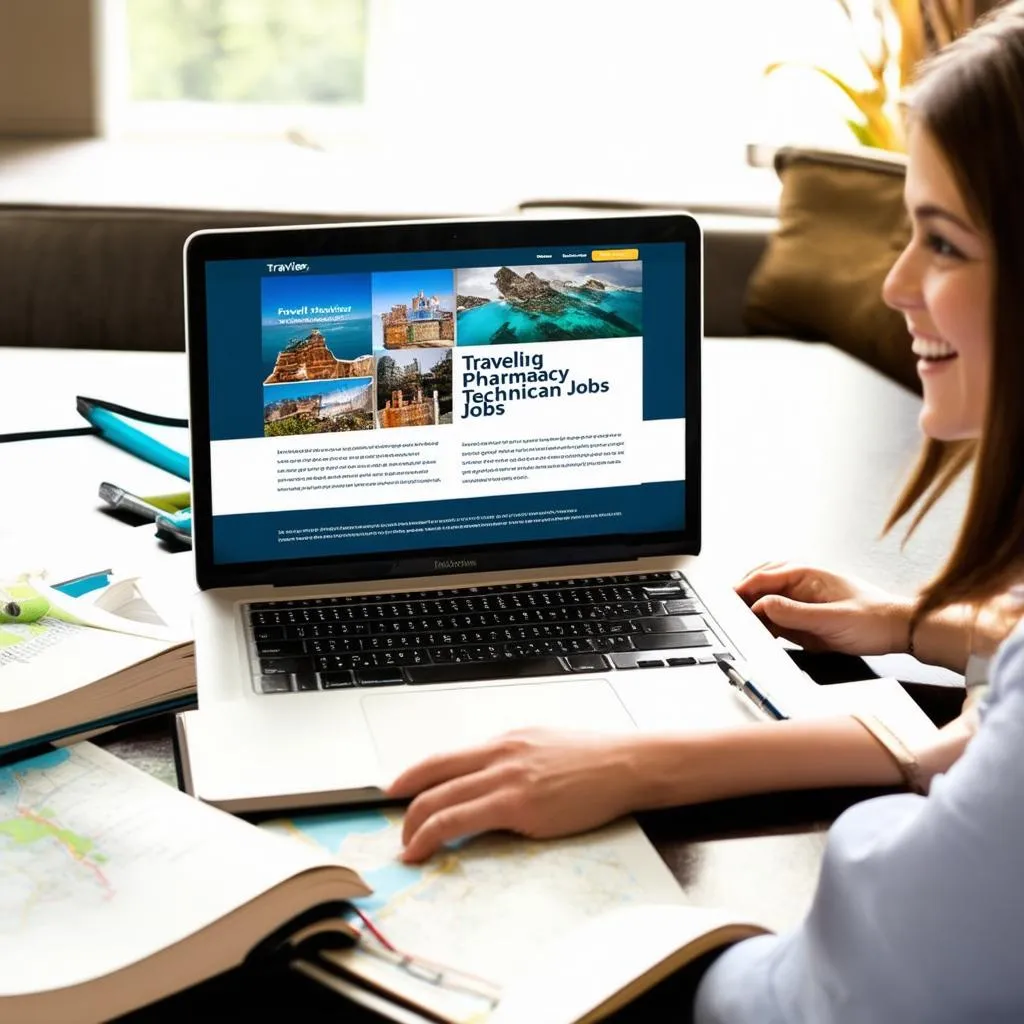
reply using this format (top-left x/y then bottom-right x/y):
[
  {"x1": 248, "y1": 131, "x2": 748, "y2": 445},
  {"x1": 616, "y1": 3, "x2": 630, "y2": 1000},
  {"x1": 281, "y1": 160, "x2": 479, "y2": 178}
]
[
  {"x1": 263, "y1": 379, "x2": 375, "y2": 436},
  {"x1": 261, "y1": 273, "x2": 373, "y2": 383},
  {"x1": 455, "y1": 261, "x2": 643, "y2": 346},
  {"x1": 375, "y1": 347, "x2": 453, "y2": 428},
  {"x1": 371, "y1": 268, "x2": 455, "y2": 351}
]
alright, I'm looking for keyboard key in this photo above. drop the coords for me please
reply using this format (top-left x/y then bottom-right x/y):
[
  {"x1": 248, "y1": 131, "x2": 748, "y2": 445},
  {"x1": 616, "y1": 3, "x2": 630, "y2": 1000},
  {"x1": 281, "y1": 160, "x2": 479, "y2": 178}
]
[
  {"x1": 636, "y1": 659, "x2": 665, "y2": 668},
  {"x1": 321, "y1": 671, "x2": 356, "y2": 689},
  {"x1": 637, "y1": 616, "x2": 706, "y2": 634},
  {"x1": 255, "y1": 640, "x2": 307, "y2": 658},
  {"x1": 252, "y1": 625, "x2": 285, "y2": 641},
  {"x1": 608, "y1": 652, "x2": 642, "y2": 669},
  {"x1": 293, "y1": 673, "x2": 321, "y2": 691},
  {"x1": 258, "y1": 656, "x2": 312, "y2": 674},
  {"x1": 406, "y1": 657, "x2": 567, "y2": 685},
  {"x1": 667, "y1": 657, "x2": 698, "y2": 667},
  {"x1": 356, "y1": 667, "x2": 405, "y2": 686},
  {"x1": 631, "y1": 632, "x2": 710, "y2": 650},
  {"x1": 662, "y1": 600, "x2": 699, "y2": 615},
  {"x1": 257, "y1": 674, "x2": 293, "y2": 694},
  {"x1": 565, "y1": 653, "x2": 611, "y2": 673}
]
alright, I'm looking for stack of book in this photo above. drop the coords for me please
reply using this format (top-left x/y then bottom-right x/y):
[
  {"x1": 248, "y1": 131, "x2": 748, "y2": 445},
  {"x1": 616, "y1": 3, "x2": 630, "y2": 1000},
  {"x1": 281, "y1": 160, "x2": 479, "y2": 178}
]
[{"x1": 0, "y1": 555, "x2": 196, "y2": 757}]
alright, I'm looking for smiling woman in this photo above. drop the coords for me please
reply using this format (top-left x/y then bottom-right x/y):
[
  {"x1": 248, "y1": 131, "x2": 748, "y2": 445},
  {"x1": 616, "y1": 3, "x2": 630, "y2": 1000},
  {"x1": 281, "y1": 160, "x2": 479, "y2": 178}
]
[{"x1": 882, "y1": 126, "x2": 992, "y2": 441}]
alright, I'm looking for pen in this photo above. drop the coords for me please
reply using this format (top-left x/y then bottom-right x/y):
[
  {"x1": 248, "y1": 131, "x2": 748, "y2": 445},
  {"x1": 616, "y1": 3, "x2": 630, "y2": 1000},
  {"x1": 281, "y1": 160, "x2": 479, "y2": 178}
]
[
  {"x1": 715, "y1": 655, "x2": 789, "y2": 721},
  {"x1": 77, "y1": 399, "x2": 190, "y2": 481},
  {"x1": 99, "y1": 481, "x2": 191, "y2": 521}
]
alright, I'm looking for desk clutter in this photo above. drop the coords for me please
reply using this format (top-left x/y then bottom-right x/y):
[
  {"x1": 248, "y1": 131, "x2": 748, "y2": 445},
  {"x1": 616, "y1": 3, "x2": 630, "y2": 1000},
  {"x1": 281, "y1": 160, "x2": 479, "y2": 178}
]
[
  {"x1": 0, "y1": 394, "x2": 193, "y2": 550},
  {"x1": 0, "y1": 524, "x2": 770, "y2": 1022}
]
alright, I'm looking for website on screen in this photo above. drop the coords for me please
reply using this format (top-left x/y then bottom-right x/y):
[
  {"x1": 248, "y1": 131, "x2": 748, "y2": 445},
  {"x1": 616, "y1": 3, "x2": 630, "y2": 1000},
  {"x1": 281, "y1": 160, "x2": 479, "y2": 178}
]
[{"x1": 204, "y1": 242, "x2": 687, "y2": 564}]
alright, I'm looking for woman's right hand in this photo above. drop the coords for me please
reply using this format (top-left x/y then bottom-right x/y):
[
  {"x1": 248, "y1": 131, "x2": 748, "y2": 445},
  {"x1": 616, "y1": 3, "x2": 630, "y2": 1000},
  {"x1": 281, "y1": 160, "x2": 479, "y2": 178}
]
[{"x1": 735, "y1": 561, "x2": 912, "y2": 656}]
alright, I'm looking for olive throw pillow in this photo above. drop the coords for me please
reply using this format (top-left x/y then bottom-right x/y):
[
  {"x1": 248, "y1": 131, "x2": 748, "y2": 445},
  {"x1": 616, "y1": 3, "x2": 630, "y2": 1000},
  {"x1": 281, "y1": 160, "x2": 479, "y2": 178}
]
[{"x1": 743, "y1": 146, "x2": 920, "y2": 393}]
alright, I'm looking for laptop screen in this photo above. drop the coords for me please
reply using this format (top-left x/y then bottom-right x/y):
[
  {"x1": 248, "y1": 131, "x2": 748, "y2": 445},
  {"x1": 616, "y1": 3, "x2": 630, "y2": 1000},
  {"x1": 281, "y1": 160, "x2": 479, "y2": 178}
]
[{"x1": 187, "y1": 215, "x2": 699, "y2": 587}]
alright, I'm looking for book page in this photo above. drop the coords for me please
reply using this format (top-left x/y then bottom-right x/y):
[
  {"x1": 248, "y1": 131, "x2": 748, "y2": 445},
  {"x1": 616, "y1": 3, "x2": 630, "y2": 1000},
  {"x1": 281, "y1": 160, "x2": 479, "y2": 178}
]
[
  {"x1": 0, "y1": 743, "x2": 363, "y2": 997},
  {"x1": 489, "y1": 904, "x2": 768, "y2": 1024},
  {"x1": 263, "y1": 810, "x2": 687, "y2": 1023}
]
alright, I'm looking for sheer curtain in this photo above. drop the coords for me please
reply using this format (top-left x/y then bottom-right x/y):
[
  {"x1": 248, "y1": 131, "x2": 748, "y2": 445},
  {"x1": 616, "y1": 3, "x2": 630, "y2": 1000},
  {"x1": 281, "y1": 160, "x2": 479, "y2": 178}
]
[{"x1": 360, "y1": 0, "x2": 885, "y2": 205}]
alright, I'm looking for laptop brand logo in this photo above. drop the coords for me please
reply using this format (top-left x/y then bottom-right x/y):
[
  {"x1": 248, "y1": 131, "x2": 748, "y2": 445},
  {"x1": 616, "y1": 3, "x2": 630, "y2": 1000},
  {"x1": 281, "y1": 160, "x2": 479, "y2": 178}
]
[
  {"x1": 265, "y1": 261, "x2": 309, "y2": 273},
  {"x1": 434, "y1": 558, "x2": 477, "y2": 571}
]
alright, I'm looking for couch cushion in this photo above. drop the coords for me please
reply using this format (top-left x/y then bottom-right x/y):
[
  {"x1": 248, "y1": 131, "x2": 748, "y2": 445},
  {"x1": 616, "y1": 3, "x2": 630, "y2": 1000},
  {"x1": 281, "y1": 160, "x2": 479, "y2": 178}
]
[{"x1": 742, "y1": 147, "x2": 919, "y2": 392}]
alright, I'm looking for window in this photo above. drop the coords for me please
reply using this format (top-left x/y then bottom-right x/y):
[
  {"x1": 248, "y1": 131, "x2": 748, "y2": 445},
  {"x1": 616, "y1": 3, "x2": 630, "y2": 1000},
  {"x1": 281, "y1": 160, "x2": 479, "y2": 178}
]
[
  {"x1": 94, "y1": 0, "x2": 891, "y2": 209},
  {"x1": 108, "y1": 0, "x2": 366, "y2": 137}
]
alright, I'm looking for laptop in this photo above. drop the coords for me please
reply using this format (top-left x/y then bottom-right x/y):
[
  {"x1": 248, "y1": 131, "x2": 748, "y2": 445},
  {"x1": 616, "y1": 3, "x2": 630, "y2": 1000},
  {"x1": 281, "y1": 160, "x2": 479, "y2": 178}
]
[{"x1": 176, "y1": 213, "x2": 810, "y2": 813}]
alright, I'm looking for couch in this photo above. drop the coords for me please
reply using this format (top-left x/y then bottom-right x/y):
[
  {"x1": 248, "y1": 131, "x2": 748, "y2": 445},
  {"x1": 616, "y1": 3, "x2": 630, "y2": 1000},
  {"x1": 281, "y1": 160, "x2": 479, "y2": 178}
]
[{"x1": 0, "y1": 202, "x2": 774, "y2": 351}]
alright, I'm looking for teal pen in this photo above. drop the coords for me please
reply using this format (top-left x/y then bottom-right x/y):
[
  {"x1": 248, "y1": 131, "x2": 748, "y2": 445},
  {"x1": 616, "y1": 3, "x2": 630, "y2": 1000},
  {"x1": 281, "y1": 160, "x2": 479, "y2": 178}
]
[{"x1": 79, "y1": 402, "x2": 190, "y2": 480}]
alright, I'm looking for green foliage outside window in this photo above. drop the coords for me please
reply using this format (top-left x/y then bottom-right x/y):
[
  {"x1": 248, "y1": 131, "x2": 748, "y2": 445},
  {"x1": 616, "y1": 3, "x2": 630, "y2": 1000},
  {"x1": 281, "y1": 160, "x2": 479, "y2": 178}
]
[{"x1": 126, "y1": 0, "x2": 366, "y2": 105}]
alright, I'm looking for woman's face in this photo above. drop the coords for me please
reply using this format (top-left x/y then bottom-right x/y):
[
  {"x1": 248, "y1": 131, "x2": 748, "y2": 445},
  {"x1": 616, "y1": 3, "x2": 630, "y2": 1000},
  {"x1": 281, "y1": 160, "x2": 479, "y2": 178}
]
[{"x1": 882, "y1": 123, "x2": 994, "y2": 441}]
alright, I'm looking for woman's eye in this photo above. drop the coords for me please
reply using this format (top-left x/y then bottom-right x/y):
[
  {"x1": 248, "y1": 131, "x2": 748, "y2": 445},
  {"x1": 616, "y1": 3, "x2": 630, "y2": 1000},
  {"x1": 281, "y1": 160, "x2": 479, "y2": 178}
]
[{"x1": 925, "y1": 232, "x2": 964, "y2": 259}]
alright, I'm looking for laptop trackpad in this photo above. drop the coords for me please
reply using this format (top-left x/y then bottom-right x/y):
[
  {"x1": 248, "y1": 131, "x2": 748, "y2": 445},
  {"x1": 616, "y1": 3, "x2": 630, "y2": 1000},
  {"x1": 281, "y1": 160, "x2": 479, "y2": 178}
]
[{"x1": 363, "y1": 677, "x2": 637, "y2": 784}]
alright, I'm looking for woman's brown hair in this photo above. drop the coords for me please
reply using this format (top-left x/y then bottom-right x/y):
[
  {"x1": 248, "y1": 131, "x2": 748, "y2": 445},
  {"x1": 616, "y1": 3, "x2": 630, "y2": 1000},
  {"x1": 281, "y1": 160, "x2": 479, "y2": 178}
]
[{"x1": 884, "y1": 0, "x2": 1024, "y2": 626}]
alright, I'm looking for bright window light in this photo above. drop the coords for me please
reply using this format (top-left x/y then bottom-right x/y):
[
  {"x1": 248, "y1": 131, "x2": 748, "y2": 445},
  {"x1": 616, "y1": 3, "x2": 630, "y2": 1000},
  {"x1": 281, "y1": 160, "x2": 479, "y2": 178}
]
[
  {"x1": 97, "y1": 1, "x2": 889, "y2": 208},
  {"x1": 125, "y1": 0, "x2": 365, "y2": 105}
]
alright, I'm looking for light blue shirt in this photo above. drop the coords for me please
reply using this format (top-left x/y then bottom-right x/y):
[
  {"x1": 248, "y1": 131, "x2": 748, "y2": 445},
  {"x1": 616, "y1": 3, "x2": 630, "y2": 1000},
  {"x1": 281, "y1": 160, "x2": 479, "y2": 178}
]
[{"x1": 694, "y1": 619, "x2": 1024, "y2": 1024}]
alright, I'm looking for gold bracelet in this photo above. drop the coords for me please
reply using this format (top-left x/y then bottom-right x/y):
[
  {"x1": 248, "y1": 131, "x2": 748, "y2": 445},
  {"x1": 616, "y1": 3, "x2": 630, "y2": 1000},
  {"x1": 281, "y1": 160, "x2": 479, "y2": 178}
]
[{"x1": 849, "y1": 712, "x2": 929, "y2": 795}]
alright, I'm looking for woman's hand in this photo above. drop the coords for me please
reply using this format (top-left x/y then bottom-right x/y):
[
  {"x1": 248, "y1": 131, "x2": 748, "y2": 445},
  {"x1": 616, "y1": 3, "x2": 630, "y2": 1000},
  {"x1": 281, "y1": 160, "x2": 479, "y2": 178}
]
[
  {"x1": 735, "y1": 561, "x2": 912, "y2": 656},
  {"x1": 386, "y1": 729, "x2": 642, "y2": 864}
]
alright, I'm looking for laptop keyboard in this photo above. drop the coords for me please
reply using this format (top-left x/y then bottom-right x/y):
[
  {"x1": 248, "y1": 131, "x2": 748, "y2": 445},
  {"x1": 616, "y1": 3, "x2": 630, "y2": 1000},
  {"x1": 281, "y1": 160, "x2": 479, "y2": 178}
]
[{"x1": 245, "y1": 571, "x2": 729, "y2": 694}]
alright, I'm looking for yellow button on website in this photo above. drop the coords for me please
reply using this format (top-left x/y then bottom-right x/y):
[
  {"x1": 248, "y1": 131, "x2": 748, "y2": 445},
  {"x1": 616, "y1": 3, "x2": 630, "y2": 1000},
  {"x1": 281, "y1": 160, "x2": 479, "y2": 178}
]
[{"x1": 591, "y1": 248, "x2": 638, "y2": 262}]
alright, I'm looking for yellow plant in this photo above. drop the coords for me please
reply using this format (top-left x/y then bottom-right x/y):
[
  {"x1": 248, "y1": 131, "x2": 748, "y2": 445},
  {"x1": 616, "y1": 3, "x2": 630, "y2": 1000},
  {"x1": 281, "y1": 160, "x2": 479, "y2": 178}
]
[{"x1": 766, "y1": 0, "x2": 976, "y2": 151}]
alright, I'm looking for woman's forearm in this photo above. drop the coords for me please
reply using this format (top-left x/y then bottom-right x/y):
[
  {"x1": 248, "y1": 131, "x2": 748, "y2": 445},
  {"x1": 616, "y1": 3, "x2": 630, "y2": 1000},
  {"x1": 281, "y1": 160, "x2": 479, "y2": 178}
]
[{"x1": 624, "y1": 716, "x2": 906, "y2": 811}]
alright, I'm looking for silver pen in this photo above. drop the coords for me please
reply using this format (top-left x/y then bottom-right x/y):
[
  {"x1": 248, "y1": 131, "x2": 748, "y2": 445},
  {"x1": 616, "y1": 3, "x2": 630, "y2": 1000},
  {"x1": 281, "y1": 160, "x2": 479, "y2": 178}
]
[{"x1": 715, "y1": 655, "x2": 789, "y2": 721}]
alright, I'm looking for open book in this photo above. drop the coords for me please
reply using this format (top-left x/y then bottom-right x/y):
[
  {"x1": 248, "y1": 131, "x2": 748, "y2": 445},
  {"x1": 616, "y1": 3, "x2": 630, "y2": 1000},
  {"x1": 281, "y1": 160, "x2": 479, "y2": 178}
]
[
  {"x1": 0, "y1": 562, "x2": 196, "y2": 755},
  {"x1": 260, "y1": 807, "x2": 769, "y2": 1024},
  {"x1": 0, "y1": 742, "x2": 369, "y2": 1022},
  {"x1": 1, "y1": 743, "x2": 770, "y2": 1024}
]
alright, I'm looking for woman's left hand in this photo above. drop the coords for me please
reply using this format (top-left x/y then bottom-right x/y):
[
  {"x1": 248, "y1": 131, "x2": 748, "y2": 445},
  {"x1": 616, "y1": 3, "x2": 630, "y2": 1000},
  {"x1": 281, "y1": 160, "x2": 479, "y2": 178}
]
[{"x1": 386, "y1": 728, "x2": 641, "y2": 863}]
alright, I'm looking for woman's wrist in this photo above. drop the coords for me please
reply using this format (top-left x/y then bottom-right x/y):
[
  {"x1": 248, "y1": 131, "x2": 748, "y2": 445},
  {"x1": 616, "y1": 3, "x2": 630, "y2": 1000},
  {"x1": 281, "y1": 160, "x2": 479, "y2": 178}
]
[
  {"x1": 617, "y1": 717, "x2": 906, "y2": 812},
  {"x1": 908, "y1": 603, "x2": 974, "y2": 672},
  {"x1": 886, "y1": 595, "x2": 917, "y2": 657}
]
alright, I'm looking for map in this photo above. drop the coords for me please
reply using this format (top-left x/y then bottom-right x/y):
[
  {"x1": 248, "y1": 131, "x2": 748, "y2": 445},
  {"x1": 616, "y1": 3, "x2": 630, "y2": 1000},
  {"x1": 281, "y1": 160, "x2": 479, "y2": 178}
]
[
  {"x1": 261, "y1": 808, "x2": 686, "y2": 1019},
  {"x1": 0, "y1": 748, "x2": 116, "y2": 939},
  {"x1": 0, "y1": 743, "x2": 363, "y2": 1001}
]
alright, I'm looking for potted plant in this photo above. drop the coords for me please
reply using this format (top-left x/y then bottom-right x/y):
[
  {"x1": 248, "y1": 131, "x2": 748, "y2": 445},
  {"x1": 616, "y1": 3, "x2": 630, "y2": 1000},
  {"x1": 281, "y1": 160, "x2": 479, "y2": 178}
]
[{"x1": 766, "y1": 0, "x2": 977, "y2": 152}]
